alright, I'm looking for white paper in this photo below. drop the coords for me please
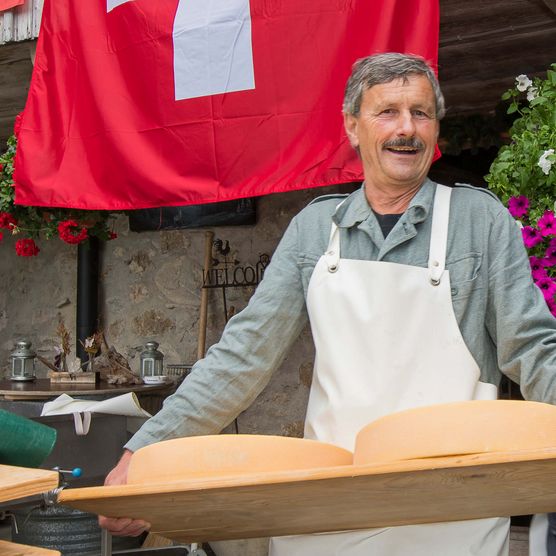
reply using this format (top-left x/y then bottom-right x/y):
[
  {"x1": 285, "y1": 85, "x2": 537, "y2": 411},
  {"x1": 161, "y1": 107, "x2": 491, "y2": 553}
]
[{"x1": 41, "y1": 392, "x2": 151, "y2": 418}]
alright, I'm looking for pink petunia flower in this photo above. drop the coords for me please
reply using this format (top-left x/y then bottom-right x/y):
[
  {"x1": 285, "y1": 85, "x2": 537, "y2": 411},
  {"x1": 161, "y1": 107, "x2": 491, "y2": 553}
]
[
  {"x1": 547, "y1": 297, "x2": 556, "y2": 318},
  {"x1": 545, "y1": 245, "x2": 556, "y2": 267},
  {"x1": 538, "y1": 211, "x2": 556, "y2": 237},
  {"x1": 535, "y1": 276, "x2": 556, "y2": 301},
  {"x1": 530, "y1": 256, "x2": 546, "y2": 271},
  {"x1": 522, "y1": 226, "x2": 543, "y2": 248},
  {"x1": 533, "y1": 267, "x2": 549, "y2": 282},
  {"x1": 530, "y1": 256, "x2": 549, "y2": 281},
  {"x1": 508, "y1": 195, "x2": 530, "y2": 219}
]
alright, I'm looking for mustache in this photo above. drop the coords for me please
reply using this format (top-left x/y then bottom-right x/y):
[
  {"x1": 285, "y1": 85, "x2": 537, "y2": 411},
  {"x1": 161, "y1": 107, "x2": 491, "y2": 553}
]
[{"x1": 383, "y1": 138, "x2": 425, "y2": 150}]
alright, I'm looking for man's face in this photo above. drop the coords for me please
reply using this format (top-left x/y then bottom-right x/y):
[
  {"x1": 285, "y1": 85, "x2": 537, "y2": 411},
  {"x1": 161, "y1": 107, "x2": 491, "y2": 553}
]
[{"x1": 344, "y1": 74, "x2": 439, "y2": 192}]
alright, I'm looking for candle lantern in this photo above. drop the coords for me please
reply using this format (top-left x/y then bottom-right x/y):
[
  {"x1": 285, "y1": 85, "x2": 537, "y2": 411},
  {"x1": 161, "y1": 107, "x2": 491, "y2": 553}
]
[
  {"x1": 140, "y1": 341, "x2": 164, "y2": 379},
  {"x1": 10, "y1": 340, "x2": 37, "y2": 382}
]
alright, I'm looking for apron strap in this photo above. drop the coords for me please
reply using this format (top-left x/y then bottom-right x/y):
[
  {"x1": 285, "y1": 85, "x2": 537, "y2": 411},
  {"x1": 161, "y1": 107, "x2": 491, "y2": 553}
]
[
  {"x1": 325, "y1": 202, "x2": 346, "y2": 273},
  {"x1": 428, "y1": 184, "x2": 452, "y2": 285},
  {"x1": 325, "y1": 224, "x2": 340, "y2": 272}
]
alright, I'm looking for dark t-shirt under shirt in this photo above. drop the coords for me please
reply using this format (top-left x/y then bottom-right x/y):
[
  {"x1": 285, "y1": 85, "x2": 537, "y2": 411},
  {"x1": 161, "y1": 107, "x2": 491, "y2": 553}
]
[{"x1": 372, "y1": 210, "x2": 403, "y2": 238}]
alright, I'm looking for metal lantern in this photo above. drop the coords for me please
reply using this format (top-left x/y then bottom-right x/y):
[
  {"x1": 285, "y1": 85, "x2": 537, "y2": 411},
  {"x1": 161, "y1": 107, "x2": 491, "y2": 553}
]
[
  {"x1": 10, "y1": 340, "x2": 37, "y2": 382},
  {"x1": 140, "y1": 341, "x2": 164, "y2": 378}
]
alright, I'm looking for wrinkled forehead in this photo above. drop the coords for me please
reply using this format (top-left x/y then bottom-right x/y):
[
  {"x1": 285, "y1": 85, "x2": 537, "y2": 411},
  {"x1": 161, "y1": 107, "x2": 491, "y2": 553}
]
[{"x1": 361, "y1": 75, "x2": 437, "y2": 108}]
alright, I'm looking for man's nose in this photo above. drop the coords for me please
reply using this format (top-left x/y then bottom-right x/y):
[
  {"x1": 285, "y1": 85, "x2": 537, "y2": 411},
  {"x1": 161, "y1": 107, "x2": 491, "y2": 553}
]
[{"x1": 396, "y1": 111, "x2": 416, "y2": 136}]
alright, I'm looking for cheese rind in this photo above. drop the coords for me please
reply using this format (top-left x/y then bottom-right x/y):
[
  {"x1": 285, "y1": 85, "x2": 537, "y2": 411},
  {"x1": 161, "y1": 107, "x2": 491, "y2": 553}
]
[
  {"x1": 354, "y1": 400, "x2": 556, "y2": 465},
  {"x1": 127, "y1": 434, "x2": 353, "y2": 484}
]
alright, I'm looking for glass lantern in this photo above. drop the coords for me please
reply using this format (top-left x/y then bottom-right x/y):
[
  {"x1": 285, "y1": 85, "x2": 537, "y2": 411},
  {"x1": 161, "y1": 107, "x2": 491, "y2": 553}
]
[
  {"x1": 10, "y1": 340, "x2": 37, "y2": 382},
  {"x1": 140, "y1": 341, "x2": 164, "y2": 379}
]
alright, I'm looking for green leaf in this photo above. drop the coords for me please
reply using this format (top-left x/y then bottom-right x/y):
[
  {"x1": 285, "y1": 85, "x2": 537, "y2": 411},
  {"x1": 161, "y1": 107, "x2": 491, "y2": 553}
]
[{"x1": 530, "y1": 96, "x2": 548, "y2": 106}]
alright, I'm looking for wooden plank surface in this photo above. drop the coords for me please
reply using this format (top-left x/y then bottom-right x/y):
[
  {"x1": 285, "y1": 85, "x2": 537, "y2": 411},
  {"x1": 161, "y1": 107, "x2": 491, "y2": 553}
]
[
  {"x1": 0, "y1": 464, "x2": 59, "y2": 504},
  {"x1": 0, "y1": 540, "x2": 60, "y2": 556},
  {"x1": 60, "y1": 448, "x2": 556, "y2": 543}
]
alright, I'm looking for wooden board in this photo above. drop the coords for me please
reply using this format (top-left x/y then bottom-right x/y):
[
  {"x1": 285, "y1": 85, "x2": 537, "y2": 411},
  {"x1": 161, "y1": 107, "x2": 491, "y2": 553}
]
[
  {"x1": 47, "y1": 371, "x2": 97, "y2": 384},
  {"x1": 0, "y1": 464, "x2": 59, "y2": 504},
  {"x1": 59, "y1": 447, "x2": 556, "y2": 543},
  {"x1": 0, "y1": 540, "x2": 60, "y2": 556}
]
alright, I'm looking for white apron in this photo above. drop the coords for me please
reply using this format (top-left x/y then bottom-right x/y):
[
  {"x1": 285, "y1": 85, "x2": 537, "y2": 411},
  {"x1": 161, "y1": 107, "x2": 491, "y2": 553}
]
[{"x1": 270, "y1": 184, "x2": 509, "y2": 556}]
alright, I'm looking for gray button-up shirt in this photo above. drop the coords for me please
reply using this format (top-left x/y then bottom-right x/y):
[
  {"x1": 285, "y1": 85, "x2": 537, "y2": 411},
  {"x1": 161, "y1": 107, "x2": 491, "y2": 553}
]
[{"x1": 126, "y1": 178, "x2": 556, "y2": 452}]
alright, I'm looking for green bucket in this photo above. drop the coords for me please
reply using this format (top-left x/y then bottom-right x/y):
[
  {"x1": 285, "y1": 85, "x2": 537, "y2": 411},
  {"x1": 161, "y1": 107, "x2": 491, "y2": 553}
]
[{"x1": 0, "y1": 409, "x2": 57, "y2": 468}]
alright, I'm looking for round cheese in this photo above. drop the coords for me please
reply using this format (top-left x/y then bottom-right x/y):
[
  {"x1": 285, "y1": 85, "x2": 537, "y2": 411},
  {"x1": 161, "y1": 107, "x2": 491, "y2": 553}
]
[
  {"x1": 354, "y1": 400, "x2": 556, "y2": 465},
  {"x1": 127, "y1": 434, "x2": 352, "y2": 484}
]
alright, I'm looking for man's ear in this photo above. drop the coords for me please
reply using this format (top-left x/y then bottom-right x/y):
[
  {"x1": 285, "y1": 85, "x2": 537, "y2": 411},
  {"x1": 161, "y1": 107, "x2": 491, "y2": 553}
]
[{"x1": 343, "y1": 112, "x2": 359, "y2": 148}]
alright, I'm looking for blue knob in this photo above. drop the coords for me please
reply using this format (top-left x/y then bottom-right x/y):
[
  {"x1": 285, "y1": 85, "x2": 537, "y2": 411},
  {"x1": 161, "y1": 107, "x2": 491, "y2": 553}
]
[{"x1": 54, "y1": 466, "x2": 83, "y2": 477}]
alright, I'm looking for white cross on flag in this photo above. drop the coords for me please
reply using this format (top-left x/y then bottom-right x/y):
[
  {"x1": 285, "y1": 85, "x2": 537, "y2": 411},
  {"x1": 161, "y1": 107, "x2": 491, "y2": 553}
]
[{"x1": 14, "y1": 0, "x2": 439, "y2": 210}]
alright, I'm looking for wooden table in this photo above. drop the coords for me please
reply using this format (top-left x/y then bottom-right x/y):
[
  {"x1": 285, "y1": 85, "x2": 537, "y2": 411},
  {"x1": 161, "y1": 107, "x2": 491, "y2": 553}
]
[
  {"x1": 0, "y1": 379, "x2": 173, "y2": 416},
  {"x1": 0, "y1": 379, "x2": 171, "y2": 401},
  {"x1": 60, "y1": 447, "x2": 556, "y2": 543}
]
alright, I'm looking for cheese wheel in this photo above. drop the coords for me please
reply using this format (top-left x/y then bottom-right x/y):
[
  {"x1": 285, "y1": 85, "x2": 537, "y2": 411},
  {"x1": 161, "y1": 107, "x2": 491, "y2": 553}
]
[
  {"x1": 127, "y1": 434, "x2": 352, "y2": 484},
  {"x1": 354, "y1": 400, "x2": 556, "y2": 465}
]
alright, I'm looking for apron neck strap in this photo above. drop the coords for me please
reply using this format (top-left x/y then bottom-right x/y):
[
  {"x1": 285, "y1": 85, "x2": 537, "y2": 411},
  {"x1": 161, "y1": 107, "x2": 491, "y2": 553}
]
[
  {"x1": 325, "y1": 185, "x2": 452, "y2": 281},
  {"x1": 325, "y1": 203, "x2": 344, "y2": 272},
  {"x1": 428, "y1": 184, "x2": 452, "y2": 285}
]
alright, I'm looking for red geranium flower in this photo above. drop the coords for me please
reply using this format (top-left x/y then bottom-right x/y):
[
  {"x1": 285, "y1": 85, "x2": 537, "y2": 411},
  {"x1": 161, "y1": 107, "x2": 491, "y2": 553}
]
[
  {"x1": 108, "y1": 231, "x2": 118, "y2": 240},
  {"x1": 0, "y1": 212, "x2": 17, "y2": 230},
  {"x1": 58, "y1": 220, "x2": 88, "y2": 245},
  {"x1": 15, "y1": 238, "x2": 40, "y2": 257}
]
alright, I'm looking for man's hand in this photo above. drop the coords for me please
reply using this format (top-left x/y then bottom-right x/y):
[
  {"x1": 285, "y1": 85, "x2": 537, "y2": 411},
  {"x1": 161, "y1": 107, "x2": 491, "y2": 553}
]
[{"x1": 98, "y1": 449, "x2": 151, "y2": 537}]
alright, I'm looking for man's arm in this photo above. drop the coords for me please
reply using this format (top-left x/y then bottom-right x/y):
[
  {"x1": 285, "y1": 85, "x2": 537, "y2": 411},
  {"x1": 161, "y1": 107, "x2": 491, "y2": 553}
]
[
  {"x1": 485, "y1": 208, "x2": 556, "y2": 401},
  {"x1": 126, "y1": 214, "x2": 308, "y2": 452},
  {"x1": 100, "y1": 214, "x2": 309, "y2": 533}
]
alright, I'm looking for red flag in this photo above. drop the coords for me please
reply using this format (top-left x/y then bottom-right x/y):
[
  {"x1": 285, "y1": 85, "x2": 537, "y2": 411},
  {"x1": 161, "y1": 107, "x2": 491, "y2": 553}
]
[
  {"x1": 15, "y1": 0, "x2": 439, "y2": 210},
  {"x1": 0, "y1": 0, "x2": 24, "y2": 12}
]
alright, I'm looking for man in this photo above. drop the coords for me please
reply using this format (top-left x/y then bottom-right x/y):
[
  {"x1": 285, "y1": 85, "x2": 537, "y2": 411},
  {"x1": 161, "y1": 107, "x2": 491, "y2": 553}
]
[{"x1": 101, "y1": 53, "x2": 556, "y2": 554}]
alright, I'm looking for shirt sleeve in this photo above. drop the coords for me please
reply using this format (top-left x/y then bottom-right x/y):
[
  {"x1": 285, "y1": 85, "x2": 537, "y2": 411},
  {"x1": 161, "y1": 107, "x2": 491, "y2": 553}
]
[
  {"x1": 125, "y1": 215, "x2": 308, "y2": 452},
  {"x1": 485, "y1": 208, "x2": 556, "y2": 403}
]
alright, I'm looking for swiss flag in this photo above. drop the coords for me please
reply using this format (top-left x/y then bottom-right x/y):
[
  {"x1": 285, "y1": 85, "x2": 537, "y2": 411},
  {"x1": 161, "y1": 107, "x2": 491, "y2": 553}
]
[
  {"x1": 0, "y1": 0, "x2": 24, "y2": 11},
  {"x1": 15, "y1": 0, "x2": 439, "y2": 210}
]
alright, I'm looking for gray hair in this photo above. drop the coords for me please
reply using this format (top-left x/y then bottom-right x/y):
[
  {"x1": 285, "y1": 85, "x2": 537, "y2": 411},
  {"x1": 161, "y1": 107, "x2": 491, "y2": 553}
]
[{"x1": 342, "y1": 53, "x2": 445, "y2": 120}]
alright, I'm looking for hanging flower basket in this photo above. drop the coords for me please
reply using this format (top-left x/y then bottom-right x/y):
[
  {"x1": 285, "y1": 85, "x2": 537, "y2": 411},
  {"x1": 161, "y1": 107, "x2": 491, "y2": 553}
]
[{"x1": 486, "y1": 64, "x2": 556, "y2": 315}]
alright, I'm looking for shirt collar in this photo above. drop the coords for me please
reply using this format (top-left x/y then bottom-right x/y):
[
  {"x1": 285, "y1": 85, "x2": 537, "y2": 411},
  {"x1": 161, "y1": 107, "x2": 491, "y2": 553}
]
[{"x1": 333, "y1": 178, "x2": 436, "y2": 228}]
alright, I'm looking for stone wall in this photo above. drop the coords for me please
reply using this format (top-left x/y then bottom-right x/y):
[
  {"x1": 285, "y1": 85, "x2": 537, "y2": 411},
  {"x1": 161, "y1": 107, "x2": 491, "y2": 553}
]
[{"x1": 0, "y1": 185, "x2": 355, "y2": 436}]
